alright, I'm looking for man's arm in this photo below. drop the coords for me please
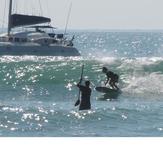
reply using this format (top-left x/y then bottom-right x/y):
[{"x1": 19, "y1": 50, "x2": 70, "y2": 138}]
[
  {"x1": 105, "y1": 78, "x2": 109, "y2": 85},
  {"x1": 77, "y1": 82, "x2": 85, "y2": 91},
  {"x1": 77, "y1": 77, "x2": 82, "y2": 87}
]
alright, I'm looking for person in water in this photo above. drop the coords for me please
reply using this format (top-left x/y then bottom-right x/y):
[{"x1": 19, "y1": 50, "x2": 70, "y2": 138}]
[
  {"x1": 102, "y1": 67, "x2": 119, "y2": 90},
  {"x1": 77, "y1": 80, "x2": 92, "y2": 110}
]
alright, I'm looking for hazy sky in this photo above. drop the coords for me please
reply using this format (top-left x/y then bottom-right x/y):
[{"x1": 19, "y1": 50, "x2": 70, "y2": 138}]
[{"x1": 1, "y1": 0, "x2": 163, "y2": 29}]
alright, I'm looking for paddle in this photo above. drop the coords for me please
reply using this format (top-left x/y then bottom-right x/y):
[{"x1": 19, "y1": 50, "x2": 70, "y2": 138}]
[{"x1": 75, "y1": 64, "x2": 84, "y2": 106}]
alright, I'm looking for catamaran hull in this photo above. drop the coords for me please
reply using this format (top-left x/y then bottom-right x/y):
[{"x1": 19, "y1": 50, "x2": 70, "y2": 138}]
[{"x1": 0, "y1": 44, "x2": 80, "y2": 56}]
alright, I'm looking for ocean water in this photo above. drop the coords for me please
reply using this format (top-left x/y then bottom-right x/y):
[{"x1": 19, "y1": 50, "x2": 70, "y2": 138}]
[{"x1": 0, "y1": 31, "x2": 163, "y2": 136}]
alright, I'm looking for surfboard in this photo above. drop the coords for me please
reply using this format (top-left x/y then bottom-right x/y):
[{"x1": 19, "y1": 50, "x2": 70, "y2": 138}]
[
  {"x1": 95, "y1": 86, "x2": 121, "y2": 99},
  {"x1": 95, "y1": 86, "x2": 121, "y2": 94}
]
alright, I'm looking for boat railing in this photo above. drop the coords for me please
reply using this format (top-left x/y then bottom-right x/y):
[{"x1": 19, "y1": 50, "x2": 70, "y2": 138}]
[{"x1": 0, "y1": 36, "x2": 9, "y2": 42}]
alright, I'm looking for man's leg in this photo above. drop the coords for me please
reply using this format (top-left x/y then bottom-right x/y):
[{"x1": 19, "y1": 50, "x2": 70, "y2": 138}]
[
  {"x1": 109, "y1": 80, "x2": 114, "y2": 89},
  {"x1": 113, "y1": 82, "x2": 119, "y2": 90}
]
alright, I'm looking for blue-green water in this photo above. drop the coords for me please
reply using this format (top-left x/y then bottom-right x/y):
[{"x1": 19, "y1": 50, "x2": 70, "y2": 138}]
[{"x1": 0, "y1": 31, "x2": 163, "y2": 136}]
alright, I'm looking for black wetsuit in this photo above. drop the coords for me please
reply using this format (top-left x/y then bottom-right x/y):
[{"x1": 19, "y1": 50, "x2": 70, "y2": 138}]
[
  {"x1": 77, "y1": 85, "x2": 91, "y2": 110},
  {"x1": 106, "y1": 71, "x2": 119, "y2": 83},
  {"x1": 105, "y1": 71, "x2": 119, "y2": 90}
]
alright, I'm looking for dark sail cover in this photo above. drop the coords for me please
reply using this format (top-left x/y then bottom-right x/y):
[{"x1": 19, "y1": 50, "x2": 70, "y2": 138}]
[{"x1": 11, "y1": 14, "x2": 51, "y2": 28}]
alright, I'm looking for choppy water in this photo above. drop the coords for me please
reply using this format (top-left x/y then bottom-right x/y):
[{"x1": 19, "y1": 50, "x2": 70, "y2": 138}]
[{"x1": 0, "y1": 31, "x2": 163, "y2": 136}]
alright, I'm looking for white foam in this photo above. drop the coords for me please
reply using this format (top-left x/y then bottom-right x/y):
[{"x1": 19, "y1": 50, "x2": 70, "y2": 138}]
[{"x1": 122, "y1": 72, "x2": 163, "y2": 95}]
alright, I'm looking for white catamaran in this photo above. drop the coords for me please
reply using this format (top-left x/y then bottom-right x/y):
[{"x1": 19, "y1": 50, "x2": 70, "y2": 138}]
[{"x1": 0, "y1": 0, "x2": 80, "y2": 56}]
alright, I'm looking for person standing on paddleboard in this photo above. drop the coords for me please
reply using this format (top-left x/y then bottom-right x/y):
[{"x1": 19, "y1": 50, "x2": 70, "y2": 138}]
[
  {"x1": 102, "y1": 67, "x2": 119, "y2": 90},
  {"x1": 77, "y1": 80, "x2": 92, "y2": 110}
]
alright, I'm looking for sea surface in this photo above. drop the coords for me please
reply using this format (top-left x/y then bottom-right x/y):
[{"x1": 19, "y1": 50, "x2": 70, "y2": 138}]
[{"x1": 0, "y1": 30, "x2": 163, "y2": 136}]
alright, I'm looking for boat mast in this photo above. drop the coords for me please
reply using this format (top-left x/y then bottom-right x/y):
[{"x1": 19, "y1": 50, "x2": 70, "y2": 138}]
[
  {"x1": 64, "y1": 2, "x2": 72, "y2": 36},
  {"x1": 8, "y1": 0, "x2": 13, "y2": 36}
]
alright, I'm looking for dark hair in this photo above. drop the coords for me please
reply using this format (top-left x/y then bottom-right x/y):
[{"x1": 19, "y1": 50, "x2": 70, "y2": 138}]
[
  {"x1": 85, "y1": 80, "x2": 90, "y2": 87},
  {"x1": 102, "y1": 67, "x2": 108, "y2": 72}
]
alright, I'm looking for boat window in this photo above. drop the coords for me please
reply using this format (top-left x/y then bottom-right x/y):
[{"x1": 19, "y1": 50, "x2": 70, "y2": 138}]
[
  {"x1": 44, "y1": 39, "x2": 48, "y2": 43},
  {"x1": 9, "y1": 37, "x2": 13, "y2": 42},
  {"x1": 57, "y1": 34, "x2": 63, "y2": 39},
  {"x1": 21, "y1": 38, "x2": 27, "y2": 42},
  {"x1": 49, "y1": 33, "x2": 55, "y2": 38},
  {"x1": 15, "y1": 38, "x2": 20, "y2": 42},
  {"x1": 52, "y1": 39, "x2": 57, "y2": 43}
]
